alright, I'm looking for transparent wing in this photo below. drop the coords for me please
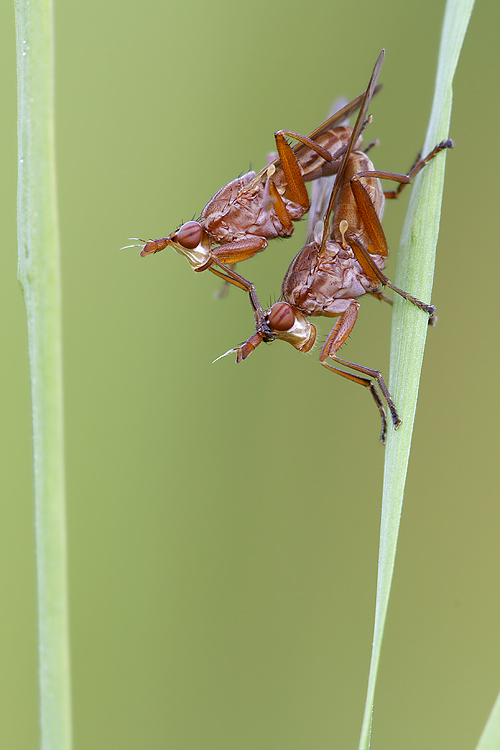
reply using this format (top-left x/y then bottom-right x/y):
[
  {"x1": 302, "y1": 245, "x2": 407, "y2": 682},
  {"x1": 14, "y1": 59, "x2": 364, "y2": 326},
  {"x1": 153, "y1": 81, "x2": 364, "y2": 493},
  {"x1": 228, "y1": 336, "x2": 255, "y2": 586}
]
[
  {"x1": 319, "y1": 50, "x2": 385, "y2": 252},
  {"x1": 244, "y1": 83, "x2": 383, "y2": 193},
  {"x1": 305, "y1": 98, "x2": 350, "y2": 243}
]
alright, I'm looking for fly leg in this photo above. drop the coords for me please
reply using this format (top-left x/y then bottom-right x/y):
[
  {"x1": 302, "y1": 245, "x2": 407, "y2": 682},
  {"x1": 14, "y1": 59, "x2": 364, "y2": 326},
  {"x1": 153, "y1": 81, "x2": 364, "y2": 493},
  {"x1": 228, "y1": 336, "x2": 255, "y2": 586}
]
[
  {"x1": 370, "y1": 290, "x2": 393, "y2": 305},
  {"x1": 274, "y1": 130, "x2": 336, "y2": 212},
  {"x1": 347, "y1": 230, "x2": 436, "y2": 315},
  {"x1": 205, "y1": 258, "x2": 270, "y2": 336},
  {"x1": 257, "y1": 130, "x2": 339, "y2": 231},
  {"x1": 363, "y1": 138, "x2": 380, "y2": 155},
  {"x1": 319, "y1": 301, "x2": 400, "y2": 443},
  {"x1": 265, "y1": 127, "x2": 352, "y2": 218},
  {"x1": 322, "y1": 355, "x2": 399, "y2": 444},
  {"x1": 208, "y1": 226, "x2": 271, "y2": 299},
  {"x1": 213, "y1": 262, "x2": 234, "y2": 299},
  {"x1": 347, "y1": 138, "x2": 453, "y2": 265},
  {"x1": 347, "y1": 155, "x2": 458, "y2": 314},
  {"x1": 353, "y1": 138, "x2": 453, "y2": 199},
  {"x1": 369, "y1": 288, "x2": 436, "y2": 326},
  {"x1": 204, "y1": 235, "x2": 269, "y2": 326}
]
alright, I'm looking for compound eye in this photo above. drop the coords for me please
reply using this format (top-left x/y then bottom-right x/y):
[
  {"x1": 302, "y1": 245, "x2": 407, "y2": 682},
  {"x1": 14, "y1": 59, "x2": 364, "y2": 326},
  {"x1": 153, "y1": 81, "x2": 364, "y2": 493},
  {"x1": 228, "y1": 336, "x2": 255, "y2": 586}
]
[
  {"x1": 268, "y1": 302, "x2": 295, "y2": 331},
  {"x1": 175, "y1": 221, "x2": 203, "y2": 249}
]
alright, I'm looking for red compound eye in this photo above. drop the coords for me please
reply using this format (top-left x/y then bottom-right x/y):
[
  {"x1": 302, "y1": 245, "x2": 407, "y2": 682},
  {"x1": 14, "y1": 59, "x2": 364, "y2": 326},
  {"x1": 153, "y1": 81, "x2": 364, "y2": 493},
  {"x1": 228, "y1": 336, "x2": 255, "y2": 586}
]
[
  {"x1": 175, "y1": 221, "x2": 202, "y2": 249},
  {"x1": 268, "y1": 302, "x2": 295, "y2": 331}
]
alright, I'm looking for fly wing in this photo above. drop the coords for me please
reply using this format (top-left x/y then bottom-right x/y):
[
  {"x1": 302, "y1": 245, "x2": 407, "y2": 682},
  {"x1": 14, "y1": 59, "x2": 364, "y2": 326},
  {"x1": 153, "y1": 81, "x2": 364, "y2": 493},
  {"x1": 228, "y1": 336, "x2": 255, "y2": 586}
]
[
  {"x1": 305, "y1": 98, "x2": 350, "y2": 243},
  {"x1": 318, "y1": 50, "x2": 385, "y2": 253},
  {"x1": 273, "y1": 86, "x2": 382, "y2": 171},
  {"x1": 306, "y1": 174, "x2": 336, "y2": 244},
  {"x1": 243, "y1": 84, "x2": 383, "y2": 193}
]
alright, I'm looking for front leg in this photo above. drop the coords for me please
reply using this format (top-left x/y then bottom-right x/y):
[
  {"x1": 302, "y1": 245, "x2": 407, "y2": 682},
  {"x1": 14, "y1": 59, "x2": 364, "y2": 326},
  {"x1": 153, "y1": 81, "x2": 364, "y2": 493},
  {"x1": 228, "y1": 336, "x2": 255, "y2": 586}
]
[
  {"x1": 206, "y1": 261, "x2": 270, "y2": 338},
  {"x1": 208, "y1": 235, "x2": 268, "y2": 265},
  {"x1": 205, "y1": 236, "x2": 270, "y2": 333},
  {"x1": 213, "y1": 262, "x2": 236, "y2": 299},
  {"x1": 207, "y1": 235, "x2": 268, "y2": 300}
]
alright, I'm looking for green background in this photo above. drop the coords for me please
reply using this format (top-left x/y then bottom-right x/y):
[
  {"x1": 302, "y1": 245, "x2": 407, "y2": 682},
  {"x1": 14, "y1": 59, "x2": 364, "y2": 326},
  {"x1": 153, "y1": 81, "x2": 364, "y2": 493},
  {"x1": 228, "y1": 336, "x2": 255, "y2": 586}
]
[{"x1": 1, "y1": 0, "x2": 499, "y2": 748}]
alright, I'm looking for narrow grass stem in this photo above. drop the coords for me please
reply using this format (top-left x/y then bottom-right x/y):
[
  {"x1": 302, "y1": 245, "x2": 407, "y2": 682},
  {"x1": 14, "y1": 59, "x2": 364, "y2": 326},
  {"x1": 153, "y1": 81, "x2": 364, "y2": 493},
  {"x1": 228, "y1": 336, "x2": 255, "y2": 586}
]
[
  {"x1": 475, "y1": 690, "x2": 500, "y2": 750},
  {"x1": 357, "y1": 1, "x2": 475, "y2": 748},
  {"x1": 15, "y1": 0, "x2": 72, "y2": 747}
]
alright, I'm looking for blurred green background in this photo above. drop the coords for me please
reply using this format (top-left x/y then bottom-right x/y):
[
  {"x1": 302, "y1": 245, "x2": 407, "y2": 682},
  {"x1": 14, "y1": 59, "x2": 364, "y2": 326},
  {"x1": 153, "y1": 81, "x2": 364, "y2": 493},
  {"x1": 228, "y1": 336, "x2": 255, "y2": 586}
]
[{"x1": 1, "y1": 0, "x2": 499, "y2": 748}]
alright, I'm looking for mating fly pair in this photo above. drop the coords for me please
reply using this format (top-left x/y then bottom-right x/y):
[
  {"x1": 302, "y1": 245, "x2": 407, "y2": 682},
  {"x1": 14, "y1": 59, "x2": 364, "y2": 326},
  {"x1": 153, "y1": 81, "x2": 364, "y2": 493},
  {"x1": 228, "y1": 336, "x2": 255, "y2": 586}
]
[
  {"x1": 217, "y1": 50, "x2": 453, "y2": 442},
  {"x1": 131, "y1": 50, "x2": 452, "y2": 441}
]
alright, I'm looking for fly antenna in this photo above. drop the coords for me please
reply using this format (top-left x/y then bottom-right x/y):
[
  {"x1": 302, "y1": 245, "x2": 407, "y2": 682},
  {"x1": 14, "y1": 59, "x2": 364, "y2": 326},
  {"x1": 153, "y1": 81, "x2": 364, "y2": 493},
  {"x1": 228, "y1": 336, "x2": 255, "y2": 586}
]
[{"x1": 120, "y1": 238, "x2": 146, "y2": 250}]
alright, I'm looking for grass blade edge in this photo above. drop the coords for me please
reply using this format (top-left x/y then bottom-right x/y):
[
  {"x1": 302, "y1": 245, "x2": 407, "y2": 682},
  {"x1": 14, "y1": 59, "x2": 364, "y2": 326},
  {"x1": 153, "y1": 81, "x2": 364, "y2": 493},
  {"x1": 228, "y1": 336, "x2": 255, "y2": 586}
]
[{"x1": 357, "y1": 1, "x2": 475, "y2": 748}]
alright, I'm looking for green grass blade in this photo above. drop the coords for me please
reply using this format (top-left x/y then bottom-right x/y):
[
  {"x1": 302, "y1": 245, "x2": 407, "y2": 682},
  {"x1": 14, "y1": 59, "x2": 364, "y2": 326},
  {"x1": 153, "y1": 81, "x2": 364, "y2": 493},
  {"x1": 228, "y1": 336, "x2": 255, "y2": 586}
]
[
  {"x1": 475, "y1": 691, "x2": 500, "y2": 750},
  {"x1": 358, "y1": 1, "x2": 475, "y2": 748},
  {"x1": 15, "y1": 0, "x2": 72, "y2": 747}
]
